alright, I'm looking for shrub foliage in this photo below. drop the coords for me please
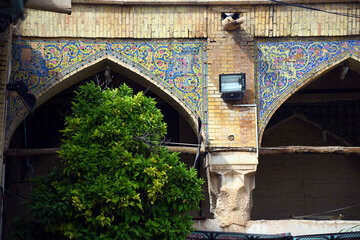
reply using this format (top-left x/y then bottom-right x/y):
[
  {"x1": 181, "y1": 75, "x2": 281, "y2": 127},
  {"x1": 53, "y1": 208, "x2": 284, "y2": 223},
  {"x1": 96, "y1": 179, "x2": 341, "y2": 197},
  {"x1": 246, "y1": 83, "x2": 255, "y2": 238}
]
[{"x1": 13, "y1": 82, "x2": 204, "y2": 240}]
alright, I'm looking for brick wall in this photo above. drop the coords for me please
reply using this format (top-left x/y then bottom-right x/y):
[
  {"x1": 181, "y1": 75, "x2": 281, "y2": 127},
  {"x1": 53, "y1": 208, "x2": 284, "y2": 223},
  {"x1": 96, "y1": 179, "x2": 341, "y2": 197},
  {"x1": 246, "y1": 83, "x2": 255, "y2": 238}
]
[
  {"x1": 254, "y1": 2, "x2": 360, "y2": 37},
  {"x1": 19, "y1": 3, "x2": 360, "y2": 39},
  {"x1": 12, "y1": 2, "x2": 359, "y2": 148},
  {"x1": 206, "y1": 6, "x2": 257, "y2": 147},
  {"x1": 14, "y1": 4, "x2": 258, "y2": 148},
  {"x1": 19, "y1": 5, "x2": 208, "y2": 38}
]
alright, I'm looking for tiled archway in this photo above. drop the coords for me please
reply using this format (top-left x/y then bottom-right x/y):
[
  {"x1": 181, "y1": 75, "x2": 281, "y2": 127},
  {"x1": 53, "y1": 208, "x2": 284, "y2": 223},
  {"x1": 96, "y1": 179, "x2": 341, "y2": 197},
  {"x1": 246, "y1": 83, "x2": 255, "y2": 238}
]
[
  {"x1": 7, "y1": 39, "x2": 208, "y2": 146},
  {"x1": 256, "y1": 39, "x2": 360, "y2": 142}
]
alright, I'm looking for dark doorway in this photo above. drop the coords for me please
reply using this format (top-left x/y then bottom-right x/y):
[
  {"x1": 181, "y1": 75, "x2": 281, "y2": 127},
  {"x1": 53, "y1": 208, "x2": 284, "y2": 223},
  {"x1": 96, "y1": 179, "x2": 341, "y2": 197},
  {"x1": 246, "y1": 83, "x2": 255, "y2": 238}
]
[{"x1": 252, "y1": 61, "x2": 360, "y2": 220}]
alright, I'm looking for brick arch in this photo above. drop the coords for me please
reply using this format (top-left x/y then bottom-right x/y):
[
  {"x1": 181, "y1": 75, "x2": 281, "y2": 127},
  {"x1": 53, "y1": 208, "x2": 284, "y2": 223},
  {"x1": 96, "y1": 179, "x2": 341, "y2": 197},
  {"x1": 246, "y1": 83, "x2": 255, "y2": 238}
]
[
  {"x1": 6, "y1": 39, "x2": 208, "y2": 149},
  {"x1": 257, "y1": 39, "x2": 360, "y2": 144}
]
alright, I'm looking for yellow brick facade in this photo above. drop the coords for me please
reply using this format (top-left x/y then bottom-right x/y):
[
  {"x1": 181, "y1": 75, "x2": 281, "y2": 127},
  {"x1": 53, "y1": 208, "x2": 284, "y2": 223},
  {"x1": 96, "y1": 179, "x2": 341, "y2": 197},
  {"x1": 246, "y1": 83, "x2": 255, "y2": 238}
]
[
  {"x1": 3, "y1": 1, "x2": 360, "y2": 235},
  {"x1": 15, "y1": 2, "x2": 360, "y2": 148},
  {"x1": 253, "y1": 2, "x2": 360, "y2": 37},
  {"x1": 20, "y1": 5, "x2": 208, "y2": 39},
  {"x1": 206, "y1": 7, "x2": 257, "y2": 148},
  {"x1": 19, "y1": 3, "x2": 360, "y2": 39},
  {"x1": 16, "y1": 4, "x2": 259, "y2": 148}
]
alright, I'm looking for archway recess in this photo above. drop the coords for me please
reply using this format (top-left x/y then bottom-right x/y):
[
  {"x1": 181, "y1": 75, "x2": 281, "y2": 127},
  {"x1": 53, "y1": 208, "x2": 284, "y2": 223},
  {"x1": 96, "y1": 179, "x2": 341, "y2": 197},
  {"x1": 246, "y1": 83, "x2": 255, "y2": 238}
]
[
  {"x1": 256, "y1": 39, "x2": 360, "y2": 141},
  {"x1": 3, "y1": 64, "x2": 209, "y2": 238},
  {"x1": 7, "y1": 38, "x2": 208, "y2": 148},
  {"x1": 252, "y1": 58, "x2": 360, "y2": 220}
]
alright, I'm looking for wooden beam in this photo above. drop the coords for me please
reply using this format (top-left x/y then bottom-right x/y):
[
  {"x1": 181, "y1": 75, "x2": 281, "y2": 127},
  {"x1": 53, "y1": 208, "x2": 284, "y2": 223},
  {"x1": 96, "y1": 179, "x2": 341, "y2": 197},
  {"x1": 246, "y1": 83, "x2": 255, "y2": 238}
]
[
  {"x1": 260, "y1": 146, "x2": 360, "y2": 155},
  {"x1": 167, "y1": 146, "x2": 204, "y2": 155},
  {"x1": 207, "y1": 147, "x2": 257, "y2": 153},
  {"x1": 297, "y1": 88, "x2": 360, "y2": 94},
  {"x1": 72, "y1": 0, "x2": 348, "y2": 6},
  {"x1": 7, "y1": 146, "x2": 360, "y2": 157},
  {"x1": 5, "y1": 146, "x2": 203, "y2": 157}
]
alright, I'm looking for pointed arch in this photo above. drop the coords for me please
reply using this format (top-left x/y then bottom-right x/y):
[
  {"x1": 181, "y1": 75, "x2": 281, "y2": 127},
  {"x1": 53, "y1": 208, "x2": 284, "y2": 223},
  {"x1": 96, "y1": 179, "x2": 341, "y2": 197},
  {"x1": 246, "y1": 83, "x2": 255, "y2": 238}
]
[
  {"x1": 7, "y1": 39, "x2": 208, "y2": 149},
  {"x1": 258, "y1": 49, "x2": 360, "y2": 144},
  {"x1": 5, "y1": 55, "x2": 203, "y2": 149}
]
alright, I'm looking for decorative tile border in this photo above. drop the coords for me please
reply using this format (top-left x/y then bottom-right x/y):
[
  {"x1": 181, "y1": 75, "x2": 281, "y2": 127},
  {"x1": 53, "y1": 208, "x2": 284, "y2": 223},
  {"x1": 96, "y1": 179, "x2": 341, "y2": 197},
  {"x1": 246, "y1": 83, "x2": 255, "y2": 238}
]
[
  {"x1": 256, "y1": 39, "x2": 360, "y2": 137},
  {"x1": 9, "y1": 39, "x2": 208, "y2": 138}
]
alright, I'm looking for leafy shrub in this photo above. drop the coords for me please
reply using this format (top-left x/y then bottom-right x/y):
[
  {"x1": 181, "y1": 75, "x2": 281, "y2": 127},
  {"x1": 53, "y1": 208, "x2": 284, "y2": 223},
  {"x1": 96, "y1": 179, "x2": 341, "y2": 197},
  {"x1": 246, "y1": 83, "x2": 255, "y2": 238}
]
[{"x1": 12, "y1": 82, "x2": 203, "y2": 240}]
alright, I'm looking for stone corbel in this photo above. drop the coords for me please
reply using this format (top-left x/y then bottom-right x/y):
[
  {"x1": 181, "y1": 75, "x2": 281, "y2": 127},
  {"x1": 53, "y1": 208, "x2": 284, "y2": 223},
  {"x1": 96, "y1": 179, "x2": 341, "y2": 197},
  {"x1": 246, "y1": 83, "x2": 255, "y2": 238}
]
[{"x1": 208, "y1": 151, "x2": 257, "y2": 231}]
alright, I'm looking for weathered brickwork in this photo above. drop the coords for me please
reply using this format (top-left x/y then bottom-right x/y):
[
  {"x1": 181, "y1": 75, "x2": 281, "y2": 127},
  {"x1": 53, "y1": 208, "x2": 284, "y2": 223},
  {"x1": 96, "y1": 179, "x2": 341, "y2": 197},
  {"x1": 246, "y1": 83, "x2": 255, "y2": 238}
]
[
  {"x1": 206, "y1": 7, "x2": 257, "y2": 148},
  {"x1": 254, "y1": 3, "x2": 360, "y2": 37},
  {"x1": 19, "y1": 3, "x2": 360, "y2": 39},
  {"x1": 15, "y1": 2, "x2": 360, "y2": 148},
  {"x1": 11, "y1": 4, "x2": 258, "y2": 148},
  {"x1": 19, "y1": 5, "x2": 208, "y2": 39}
]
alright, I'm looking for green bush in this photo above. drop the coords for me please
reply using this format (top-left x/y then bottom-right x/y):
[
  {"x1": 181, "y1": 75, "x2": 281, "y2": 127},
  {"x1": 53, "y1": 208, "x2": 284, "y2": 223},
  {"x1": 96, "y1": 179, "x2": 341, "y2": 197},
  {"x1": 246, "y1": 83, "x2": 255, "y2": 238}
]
[{"x1": 12, "y1": 82, "x2": 204, "y2": 240}]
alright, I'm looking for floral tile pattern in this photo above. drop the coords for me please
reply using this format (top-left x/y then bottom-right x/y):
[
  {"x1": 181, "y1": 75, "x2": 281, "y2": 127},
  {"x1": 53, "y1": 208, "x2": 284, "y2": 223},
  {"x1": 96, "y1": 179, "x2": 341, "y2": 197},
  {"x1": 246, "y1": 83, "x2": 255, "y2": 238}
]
[
  {"x1": 257, "y1": 39, "x2": 360, "y2": 136},
  {"x1": 9, "y1": 39, "x2": 208, "y2": 137}
]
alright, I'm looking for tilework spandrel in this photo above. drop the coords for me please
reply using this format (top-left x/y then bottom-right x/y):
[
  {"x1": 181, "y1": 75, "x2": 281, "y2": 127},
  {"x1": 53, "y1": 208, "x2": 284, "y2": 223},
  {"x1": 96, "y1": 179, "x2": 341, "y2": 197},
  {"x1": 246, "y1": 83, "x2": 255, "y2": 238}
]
[
  {"x1": 9, "y1": 39, "x2": 208, "y2": 138},
  {"x1": 257, "y1": 39, "x2": 360, "y2": 137}
]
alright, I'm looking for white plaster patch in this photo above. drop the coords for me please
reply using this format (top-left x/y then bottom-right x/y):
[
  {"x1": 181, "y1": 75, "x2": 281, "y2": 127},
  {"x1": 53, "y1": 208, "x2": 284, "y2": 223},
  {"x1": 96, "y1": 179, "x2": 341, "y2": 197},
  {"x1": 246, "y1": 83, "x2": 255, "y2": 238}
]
[{"x1": 246, "y1": 220, "x2": 360, "y2": 236}]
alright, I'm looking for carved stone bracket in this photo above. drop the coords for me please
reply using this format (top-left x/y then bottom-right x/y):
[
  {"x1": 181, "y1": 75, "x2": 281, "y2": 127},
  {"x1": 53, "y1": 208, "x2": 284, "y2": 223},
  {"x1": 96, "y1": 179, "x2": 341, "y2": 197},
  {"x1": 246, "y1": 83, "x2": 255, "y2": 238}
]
[{"x1": 208, "y1": 151, "x2": 258, "y2": 231}]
